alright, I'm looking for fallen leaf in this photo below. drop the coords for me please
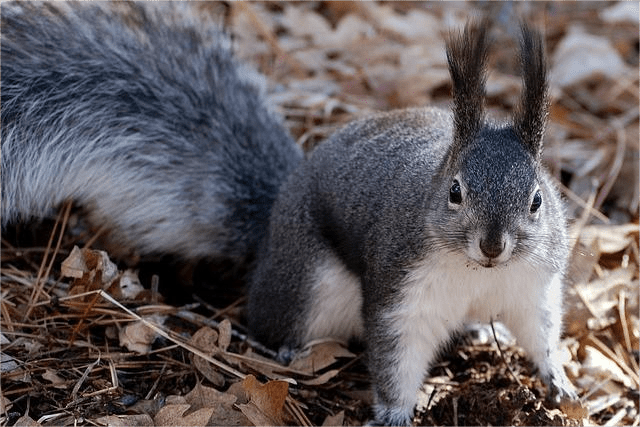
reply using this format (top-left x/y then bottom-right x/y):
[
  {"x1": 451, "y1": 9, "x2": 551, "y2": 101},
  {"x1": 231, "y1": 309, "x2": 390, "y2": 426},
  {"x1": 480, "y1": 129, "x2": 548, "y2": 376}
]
[
  {"x1": 113, "y1": 269, "x2": 144, "y2": 299},
  {"x1": 154, "y1": 403, "x2": 215, "y2": 426},
  {"x1": 217, "y1": 319, "x2": 232, "y2": 352},
  {"x1": 551, "y1": 25, "x2": 628, "y2": 87},
  {"x1": 185, "y1": 382, "x2": 251, "y2": 426},
  {"x1": 322, "y1": 410, "x2": 345, "y2": 426},
  {"x1": 190, "y1": 327, "x2": 224, "y2": 386},
  {"x1": 118, "y1": 315, "x2": 166, "y2": 354},
  {"x1": 288, "y1": 340, "x2": 355, "y2": 375},
  {"x1": 42, "y1": 369, "x2": 67, "y2": 389},
  {"x1": 13, "y1": 414, "x2": 40, "y2": 426},
  {"x1": 299, "y1": 369, "x2": 341, "y2": 386},
  {"x1": 581, "y1": 345, "x2": 634, "y2": 388},
  {"x1": 61, "y1": 246, "x2": 119, "y2": 294},
  {"x1": 60, "y1": 246, "x2": 86, "y2": 279},
  {"x1": 579, "y1": 224, "x2": 638, "y2": 254},
  {"x1": 95, "y1": 414, "x2": 154, "y2": 426},
  {"x1": 238, "y1": 375, "x2": 289, "y2": 425}
]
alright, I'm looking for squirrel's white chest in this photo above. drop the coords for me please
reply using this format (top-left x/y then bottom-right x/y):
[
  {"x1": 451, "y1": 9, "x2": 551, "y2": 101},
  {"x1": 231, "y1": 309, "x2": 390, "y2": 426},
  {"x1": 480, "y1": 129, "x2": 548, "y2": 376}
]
[
  {"x1": 393, "y1": 254, "x2": 552, "y2": 328},
  {"x1": 384, "y1": 254, "x2": 556, "y2": 371},
  {"x1": 302, "y1": 251, "x2": 553, "y2": 344}
]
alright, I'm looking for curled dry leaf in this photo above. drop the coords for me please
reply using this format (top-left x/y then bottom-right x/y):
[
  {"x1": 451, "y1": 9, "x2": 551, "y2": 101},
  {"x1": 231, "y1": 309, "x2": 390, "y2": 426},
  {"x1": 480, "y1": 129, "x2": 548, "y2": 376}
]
[
  {"x1": 60, "y1": 246, "x2": 88, "y2": 280},
  {"x1": 61, "y1": 246, "x2": 119, "y2": 294},
  {"x1": 184, "y1": 382, "x2": 251, "y2": 426},
  {"x1": 322, "y1": 410, "x2": 345, "y2": 426},
  {"x1": 190, "y1": 327, "x2": 225, "y2": 387},
  {"x1": 154, "y1": 403, "x2": 215, "y2": 427},
  {"x1": 550, "y1": 25, "x2": 629, "y2": 88},
  {"x1": 118, "y1": 314, "x2": 167, "y2": 354},
  {"x1": 579, "y1": 224, "x2": 639, "y2": 254},
  {"x1": 12, "y1": 415, "x2": 39, "y2": 427},
  {"x1": 217, "y1": 318, "x2": 232, "y2": 352},
  {"x1": 288, "y1": 340, "x2": 355, "y2": 375},
  {"x1": 110, "y1": 269, "x2": 145, "y2": 300},
  {"x1": 238, "y1": 374, "x2": 290, "y2": 426},
  {"x1": 580, "y1": 345, "x2": 635, "y2": 389},
  {"x1": 95, "y1": 414, "x2": 154, "y2": 426},
  {"x1": 42, "y1": 369, "x2": 67, "y2": 389}
]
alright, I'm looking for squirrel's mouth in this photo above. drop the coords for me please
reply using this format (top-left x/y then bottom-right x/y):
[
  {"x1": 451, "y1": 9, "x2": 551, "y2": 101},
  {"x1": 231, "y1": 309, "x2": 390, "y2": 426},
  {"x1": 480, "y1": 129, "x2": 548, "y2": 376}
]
[
  {"x1": 465, "y1": 252, "x2": 511, "y2": 269},
  {"x1": 480, "y1": 260, "x2": 497, "y2": 268}
]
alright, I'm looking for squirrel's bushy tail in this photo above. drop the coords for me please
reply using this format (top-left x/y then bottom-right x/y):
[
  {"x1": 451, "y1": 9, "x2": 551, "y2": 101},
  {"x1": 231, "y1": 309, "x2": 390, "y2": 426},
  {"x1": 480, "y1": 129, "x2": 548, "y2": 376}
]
[{"x1": 1, "y1": 2, "x2": 302, "y2": 263}]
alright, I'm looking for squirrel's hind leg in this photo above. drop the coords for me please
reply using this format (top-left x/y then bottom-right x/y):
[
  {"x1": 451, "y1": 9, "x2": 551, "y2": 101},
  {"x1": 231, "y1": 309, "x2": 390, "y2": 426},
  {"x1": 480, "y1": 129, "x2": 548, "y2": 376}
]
[
  {"x1": 248, "y1": 228, "x2": 363, "y2": 350},
  {"x1": 301, "y1": 252, "x2": 364, "y2": 343}
]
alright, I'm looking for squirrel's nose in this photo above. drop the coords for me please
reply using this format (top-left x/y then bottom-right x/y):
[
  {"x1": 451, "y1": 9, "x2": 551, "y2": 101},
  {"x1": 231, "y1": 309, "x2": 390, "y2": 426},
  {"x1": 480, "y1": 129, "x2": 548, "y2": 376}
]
[{"x1": 479, "y1": 237, "x2": 505, "y2": 259}]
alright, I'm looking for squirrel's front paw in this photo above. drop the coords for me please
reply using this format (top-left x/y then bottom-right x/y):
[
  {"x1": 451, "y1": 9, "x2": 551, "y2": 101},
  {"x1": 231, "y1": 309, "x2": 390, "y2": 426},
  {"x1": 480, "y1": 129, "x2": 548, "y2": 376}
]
[
  {"x1": 367, "y1": 405, "x2": 413, "y2": 426},
  {"x1": 545, "y1": 369, "x2": 578, "y2": 405}
]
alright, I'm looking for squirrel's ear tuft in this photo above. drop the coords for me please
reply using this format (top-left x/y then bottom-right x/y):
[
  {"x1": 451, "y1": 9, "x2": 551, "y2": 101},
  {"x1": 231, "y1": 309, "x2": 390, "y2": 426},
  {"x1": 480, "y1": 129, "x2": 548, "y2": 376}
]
[
  {"x1": 446, "y1": 20, "x2": 491, "y2": 163},
  {"x1": 513, "y1": 24, "x2": 549, "y2": 160}
]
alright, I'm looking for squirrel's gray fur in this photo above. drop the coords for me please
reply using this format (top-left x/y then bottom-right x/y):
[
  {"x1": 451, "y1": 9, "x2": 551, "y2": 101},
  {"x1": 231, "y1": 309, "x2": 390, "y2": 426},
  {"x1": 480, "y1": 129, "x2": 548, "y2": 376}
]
[{"x1": 2, "y1": 3, "x2": 576, "y2": 425}]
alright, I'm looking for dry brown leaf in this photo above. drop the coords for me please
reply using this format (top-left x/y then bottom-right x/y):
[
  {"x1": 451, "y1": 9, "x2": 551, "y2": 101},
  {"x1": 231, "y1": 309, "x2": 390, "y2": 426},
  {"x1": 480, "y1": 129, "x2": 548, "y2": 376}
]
[
  {"x1": 42, "y1": 369, "x2": 67, "y2": 389},
  {"x1": 154, "y1": 403, "x2": 215, "y2": 427},
  {"x1": 236, "y1": 402, "x2": 271, "y2": 427},
  {"x1": 95, "y1": 414, "x2": 154, "y2": 426},
  {"x1": 322, "y1": 410, "x2": 345, "y2": 426},
  {"x1": 579, "y1": 224, "x2": 638, "y2": 254},
  {"x1": 238, "y1": 374, "x2": 289, "y2": 426},
  {"x1": 128, "y1": 398, "x2": 165, "y2": 418},
  {"x1": 190, "y1": 327, "x2": 224, "y2": 386},
  {"x1": 217, "y1": 319, "x2": 232, "y2": 352},
  {"x1": 221, "y1": 349, "x2": 297, "y2": 380},
  {"x1": 60, "y1": 246, "x2": 87, "y2": 280},
  {"x1": 13, "y1": 415, "x2": 40, "y2": 426},
  {"x1": 551, "y1": 25, "x2": 629, "y2": 88},
  {"x1": 288, "y1": 340, "x2": 355, "y2": 375},
  {"x1": 61, "y1": 246, "x2": 119, "y2": 295},
  {"x1": 574, "y1": 266, "x2": 635, "y2": 325},
  {"x1": 282, "y1": 5, "x2": 332, "y2": 45},
  {"x1": 184, "y1": 382, "x2": 251, "y2": 426},
  {"x1": 191, "y1": 326, "x2": 219, "y2": 350},
  {"x1": 0, "y1": 395, "x2": 12, "y2": 417},
  {"x1": 109, "y1": 269, "x2": 144, "y2": 300},
  {"x1": 581, "y1": 345, "x2": 634, "y2": 388},
  {"x1": 299, "y1": 369, "x2": 341, "y2": 386},
  {"x1": 118, "y1": 314, "x2": 166, "y2": 354}
]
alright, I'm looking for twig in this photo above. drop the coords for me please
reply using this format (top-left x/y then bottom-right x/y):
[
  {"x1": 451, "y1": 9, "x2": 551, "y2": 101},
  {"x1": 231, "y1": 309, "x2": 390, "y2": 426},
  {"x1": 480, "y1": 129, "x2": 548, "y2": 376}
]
[
  {"x1": 24, "y1": 200, "x2": 72, "y2": 320},
  {"x1": 490, "y1": 318, "x2": 521, "y2": 386},
  {"x1": 97, "y1": 290, "x2": 247, "y2": 380}
]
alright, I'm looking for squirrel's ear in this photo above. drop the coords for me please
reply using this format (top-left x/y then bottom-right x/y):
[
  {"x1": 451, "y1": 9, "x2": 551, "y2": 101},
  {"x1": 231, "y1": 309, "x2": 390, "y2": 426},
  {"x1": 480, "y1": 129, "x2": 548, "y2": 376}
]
[
  {"x1": 513, "y1": 24, "x2": 549, "y2": 161},
  {"x1": 446, "y1": 20, "x2": 491, "y2": 163}
]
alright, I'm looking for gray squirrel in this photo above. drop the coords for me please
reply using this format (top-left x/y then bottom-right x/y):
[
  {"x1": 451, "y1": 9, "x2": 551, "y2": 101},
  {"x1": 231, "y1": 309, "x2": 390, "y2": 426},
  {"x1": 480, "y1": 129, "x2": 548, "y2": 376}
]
[{"x1": 2, "y1": 3, "x2": 577, "y2": 425}]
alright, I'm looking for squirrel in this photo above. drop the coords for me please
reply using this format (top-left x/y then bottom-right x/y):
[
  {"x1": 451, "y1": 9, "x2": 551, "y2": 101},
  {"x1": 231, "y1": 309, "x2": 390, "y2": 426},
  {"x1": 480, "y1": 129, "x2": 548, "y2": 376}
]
[{"x1": 2, "y1": 3, "x2": 577, "y2": 425}]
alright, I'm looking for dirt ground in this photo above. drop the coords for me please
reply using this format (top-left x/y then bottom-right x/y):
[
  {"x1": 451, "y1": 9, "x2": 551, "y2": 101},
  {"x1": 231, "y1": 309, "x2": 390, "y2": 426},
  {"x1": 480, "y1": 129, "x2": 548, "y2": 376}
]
[{"x1": 1, "y1": 2, "x2": 638, "y2": 426}]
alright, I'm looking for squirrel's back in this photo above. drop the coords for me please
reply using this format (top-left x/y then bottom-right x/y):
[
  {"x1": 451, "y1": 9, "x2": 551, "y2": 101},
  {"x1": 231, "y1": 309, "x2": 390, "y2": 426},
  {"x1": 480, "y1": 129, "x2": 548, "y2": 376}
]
[{"x1": 1, "y1": 2, "x2": 302, "y2": 263}]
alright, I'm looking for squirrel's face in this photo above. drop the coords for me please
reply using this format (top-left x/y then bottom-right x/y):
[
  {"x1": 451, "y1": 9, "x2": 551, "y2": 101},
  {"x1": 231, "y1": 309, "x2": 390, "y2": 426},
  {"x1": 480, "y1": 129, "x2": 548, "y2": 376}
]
[{"x1": 440, "y1": 127, "x2": 543, "y2": 269}]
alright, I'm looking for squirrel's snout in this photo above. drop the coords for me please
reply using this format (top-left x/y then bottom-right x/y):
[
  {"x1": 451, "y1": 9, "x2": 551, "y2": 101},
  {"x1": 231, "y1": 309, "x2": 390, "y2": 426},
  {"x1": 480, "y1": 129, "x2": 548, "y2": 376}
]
[
  {"x1": 479, "y1": 237, "x2": 506, "y2": 259},
  {"x1": 467, "y1": 231, "x2": 514, "y2": 267}
]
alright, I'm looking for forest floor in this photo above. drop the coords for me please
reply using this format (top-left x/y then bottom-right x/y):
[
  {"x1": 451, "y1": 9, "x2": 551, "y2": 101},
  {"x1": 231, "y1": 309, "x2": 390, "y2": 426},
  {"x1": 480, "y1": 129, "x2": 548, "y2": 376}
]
[{"x1": 2, "y1": 2, "x2": 638, "y2": 426}]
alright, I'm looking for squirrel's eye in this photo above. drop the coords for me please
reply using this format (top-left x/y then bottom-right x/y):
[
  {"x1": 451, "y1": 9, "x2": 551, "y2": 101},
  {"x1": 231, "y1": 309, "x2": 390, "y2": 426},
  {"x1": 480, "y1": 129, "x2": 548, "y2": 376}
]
[
  {"x1": 449, "y1": 180, "x2": 462, "y2": 204},
  {"x1": 530, "y1": 190, "x2": 542, "y2": 213}
]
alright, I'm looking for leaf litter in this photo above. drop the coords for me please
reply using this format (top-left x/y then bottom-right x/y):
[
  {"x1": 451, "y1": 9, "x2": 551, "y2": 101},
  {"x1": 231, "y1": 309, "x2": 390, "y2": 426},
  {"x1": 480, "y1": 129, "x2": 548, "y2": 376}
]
[{"x1": 1, "y1": 2, "x2": 638, "y2": 426}]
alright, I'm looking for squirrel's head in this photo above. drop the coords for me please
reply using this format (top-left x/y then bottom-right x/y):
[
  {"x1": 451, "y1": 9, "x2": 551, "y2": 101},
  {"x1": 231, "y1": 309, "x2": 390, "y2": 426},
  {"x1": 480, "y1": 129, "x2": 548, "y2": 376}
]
[{"x1": 437, "y1": 21, "x2": 552, "y2": 269}]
